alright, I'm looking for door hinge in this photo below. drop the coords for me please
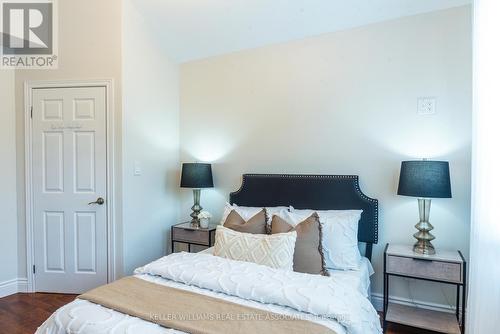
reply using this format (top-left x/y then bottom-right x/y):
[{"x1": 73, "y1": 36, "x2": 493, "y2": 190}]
[
  {"x1": 30, "y1": 106, "x2": 33, "y2": 119},
  {"x1": 33, "y1": 265, "x2": 36, "y2": 274}
]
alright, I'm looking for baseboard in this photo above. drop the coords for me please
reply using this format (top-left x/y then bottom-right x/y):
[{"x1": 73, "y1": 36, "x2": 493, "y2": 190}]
[
  {"x1": 0, "y1": 279, "x2": 19, "y2": 298},
  {"x1": 17, "y1": 278, "x2": 28, "y2": 293},
  {"x1": 0, "y1": 278, "x2": 28, "y2": 298},
  {"x1": 371, "y1": 292, "x2": 456, "y2": 314}
]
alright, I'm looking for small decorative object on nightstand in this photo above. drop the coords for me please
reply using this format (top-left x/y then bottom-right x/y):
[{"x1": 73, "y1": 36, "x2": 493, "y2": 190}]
[
  {"x1": 171, "y1": 222, "x2": 216, "y2": 253},
  {"x1": 180, "y1": 163, "x2": 214, "y2": 228},
  {"x1": 383, "y1": 243, "x2": 466, "y2": 334},
  {"x1": 197, "y1": 211, "x2": 212, "y2": 228}
]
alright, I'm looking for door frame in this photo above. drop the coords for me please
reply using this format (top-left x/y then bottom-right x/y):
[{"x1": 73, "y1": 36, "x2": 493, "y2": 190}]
[{"x1": 24, "y1": 79, "x2": 117, "y2": 292}]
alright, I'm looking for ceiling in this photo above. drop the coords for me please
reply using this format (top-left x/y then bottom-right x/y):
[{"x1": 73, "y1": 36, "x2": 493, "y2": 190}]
[{"x1": 134, "y1": 0, "x2": 471, "y2": 63}]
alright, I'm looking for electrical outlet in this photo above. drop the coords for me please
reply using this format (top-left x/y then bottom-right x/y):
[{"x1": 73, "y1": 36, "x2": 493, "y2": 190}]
[
  {"x1": 417, "y1": 97, "x2": 436, "y2": 115},
  {"x1": 133, "y1": 160, "x2": 142, "y2": 176}
]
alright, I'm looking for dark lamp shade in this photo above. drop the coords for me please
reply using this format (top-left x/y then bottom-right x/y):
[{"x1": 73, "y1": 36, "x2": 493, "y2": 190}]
[
  {"x1": 397, "y1": 161, "x2": 451, "y2": 198},
  {"x1": 180, "y1": 163, "x2": 213, "y2": 188}
]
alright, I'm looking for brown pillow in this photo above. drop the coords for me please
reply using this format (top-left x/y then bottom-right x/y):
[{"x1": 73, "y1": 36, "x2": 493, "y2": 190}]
[
  {"x1": 223, "y1": 209, "x2": 267, "y2": 234},
  {"x1": 271, "y1": 213, "x2": 328, "y2": 276}
]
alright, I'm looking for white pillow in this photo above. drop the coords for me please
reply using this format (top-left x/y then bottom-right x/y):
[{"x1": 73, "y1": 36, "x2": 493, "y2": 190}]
[
  {"x1": 264, "y1": 206, "x2": 293, "y2": 224},
  {"x1": 291, "y1": 209, "x2": 363, "y2": 270},
  {"x1": 273, "y1": 209, "x2": 310, "y2": 226},
  {"x1": 219, "y1": 203, "x2": 262, "y2": 225},
  {"x1": 213, "y1": 225, "x2": 296, "y2": 270},
  {"x1": 220, "y1": 203, "x2": 292, "y2": 225}
]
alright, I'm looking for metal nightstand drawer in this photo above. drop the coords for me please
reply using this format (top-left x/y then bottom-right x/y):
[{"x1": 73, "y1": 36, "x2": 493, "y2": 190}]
[
  {"x1": 172, "y1": 228, "x2": 210, "y2": 245},
  {"x1": 386, "y1": 255, "x2": 462, "y2": 283}
]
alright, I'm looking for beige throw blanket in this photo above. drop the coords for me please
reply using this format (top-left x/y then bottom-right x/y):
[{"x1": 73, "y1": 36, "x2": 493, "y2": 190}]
[{"x1": 79, "y1": 276, "x2": 336, "y2": 334}]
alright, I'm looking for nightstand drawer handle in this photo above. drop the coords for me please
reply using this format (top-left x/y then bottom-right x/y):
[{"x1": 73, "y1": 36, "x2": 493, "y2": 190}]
[{"x1": 412, "y1": 258, "x2": 433, "y2": 262}]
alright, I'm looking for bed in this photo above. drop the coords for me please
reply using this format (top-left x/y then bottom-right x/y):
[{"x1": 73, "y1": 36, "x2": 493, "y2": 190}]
[{"x1": 36, "y1": 174, "x2": 381, "y2": 334}]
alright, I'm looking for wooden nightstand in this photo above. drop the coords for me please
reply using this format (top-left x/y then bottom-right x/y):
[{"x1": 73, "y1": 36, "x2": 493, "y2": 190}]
[
  {"x1": 383, "y1": 243, "x2": 466, "y2": 334},
  {"x1": 171, "y1": 222, "x2": 217, "y2": 253}
]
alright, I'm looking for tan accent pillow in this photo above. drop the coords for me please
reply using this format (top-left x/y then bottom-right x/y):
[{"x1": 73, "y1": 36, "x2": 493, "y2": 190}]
[
  {"x1": 213, "y1": 226, "x2": 296, "y2": 270},
  {"x1": 223, "y1": 209, "x2": 267, "y2": 234},
  {"x1": 271, "y1": 212, "x2": 328, "y2": 276}
]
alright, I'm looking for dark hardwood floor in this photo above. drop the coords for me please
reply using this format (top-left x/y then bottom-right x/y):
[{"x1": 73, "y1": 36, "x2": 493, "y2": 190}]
[
  {"x1": 0, "y1": 293, "x2": 76, "y2": 334},
  {"x1": 0, "y1": 293, "x2": 438, "y2": 334}
]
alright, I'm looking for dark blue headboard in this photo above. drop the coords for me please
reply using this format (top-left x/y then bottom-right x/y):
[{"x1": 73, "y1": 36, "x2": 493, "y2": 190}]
[{"x1": 229, "y1": 174, "x2": 379, "y2": 260}]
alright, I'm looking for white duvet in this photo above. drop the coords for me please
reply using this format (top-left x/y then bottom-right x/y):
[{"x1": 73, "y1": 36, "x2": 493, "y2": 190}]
[{"x1": 37, "y1": 252, "x2": 381, "y2": 334}]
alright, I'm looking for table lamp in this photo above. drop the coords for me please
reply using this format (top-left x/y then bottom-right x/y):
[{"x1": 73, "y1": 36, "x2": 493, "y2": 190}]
[
  {"x1": 180, "y1": 163, "x2": 214, "y2": 227},
  {"x1": 397, "y1": 160, "x2": 452, "y2": 255}
]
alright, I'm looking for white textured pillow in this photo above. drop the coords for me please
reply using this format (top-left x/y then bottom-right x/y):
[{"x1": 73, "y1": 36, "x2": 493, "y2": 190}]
[
  {"x1": 291, "y1": 209, "x2": 363, "y2": 270},
  {"x1": 213, "y1": 225, "x2": 296, "y2": 270},
  {"x1": 220, "y1": 203, "x2": 293, "y2": 225}
]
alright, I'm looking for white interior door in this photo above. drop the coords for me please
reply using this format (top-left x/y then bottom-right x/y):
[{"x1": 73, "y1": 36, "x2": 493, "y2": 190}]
[{"x1": 32, "y1": 86, "x2": 108, "y2": 293}]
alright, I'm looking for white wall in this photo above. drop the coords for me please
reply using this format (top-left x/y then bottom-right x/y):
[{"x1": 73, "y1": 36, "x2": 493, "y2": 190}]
[
  {"x1": 0, "y1": 70, "x2": 18, "y2": 294},
  {"x1": 15, "y1": 0, "x2": 123, "y2": 279},
  {"x1": 8, "y1": 0, "x2": 180, "y2": 288},
  {"x1": 122, "y1": 0, "x2": 180, "y2": 275},
  {"x1": 467, "y1": 0, "x2": 500, "y2": 331},
  {"x1": 2, "y1": 0, "x2": 180, "y2": 291},
  {"x1": 180, "y1": 6, "x2": 472, "y2": 308}
]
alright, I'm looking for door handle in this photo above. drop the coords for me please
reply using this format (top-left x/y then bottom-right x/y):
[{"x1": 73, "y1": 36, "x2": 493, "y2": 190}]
[{"x1": 88, "y1": 197, "x2": 105, "y2": 205}]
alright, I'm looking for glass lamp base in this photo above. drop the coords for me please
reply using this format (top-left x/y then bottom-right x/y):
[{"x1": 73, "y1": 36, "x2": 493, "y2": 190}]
[
  {"x1": 413, "y1": 240, "x2": 436, "y2": 255},
  {"x1": 413, "y1": 198, "x2": 436, "y2": 255},
  {"x1": 190, "y1": 188, "x2": 202, "y2": 228}
]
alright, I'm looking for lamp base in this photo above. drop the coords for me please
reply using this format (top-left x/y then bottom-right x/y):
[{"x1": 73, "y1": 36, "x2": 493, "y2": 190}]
[
  {"x1": 190, "y1": 218, "x2": 200, "y2": 228},
  {"x1": 413, "y1": 238, "x2": 436, "y2": 255},
  {"x1": 413, "y1": 198, "x2": 436, "y2": 255},
  {"x1": 190, "y1": 189, "x2": 202, "y2": 228}
]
